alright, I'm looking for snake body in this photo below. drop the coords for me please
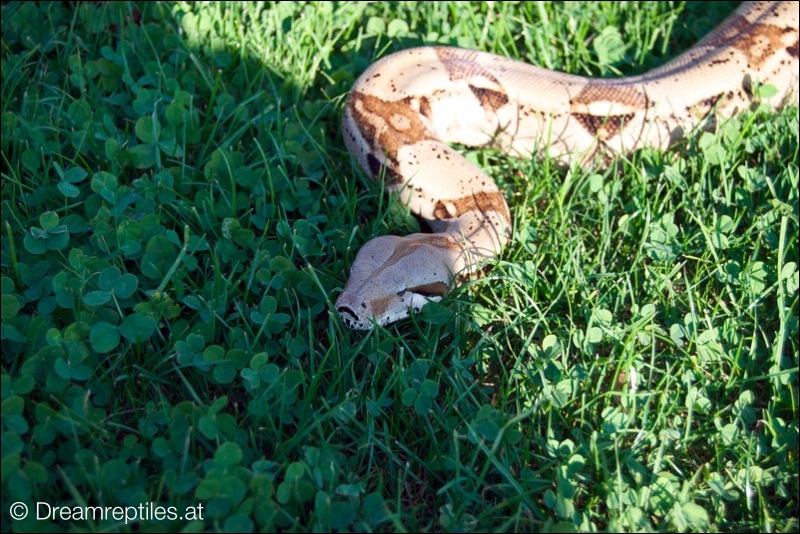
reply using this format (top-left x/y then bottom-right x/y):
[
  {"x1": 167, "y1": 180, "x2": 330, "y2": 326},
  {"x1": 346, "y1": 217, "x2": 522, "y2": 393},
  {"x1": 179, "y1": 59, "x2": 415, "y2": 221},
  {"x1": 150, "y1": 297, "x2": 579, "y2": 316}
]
[{"x1": 336, "y1": 1, "x2": 799, "y2": 329}]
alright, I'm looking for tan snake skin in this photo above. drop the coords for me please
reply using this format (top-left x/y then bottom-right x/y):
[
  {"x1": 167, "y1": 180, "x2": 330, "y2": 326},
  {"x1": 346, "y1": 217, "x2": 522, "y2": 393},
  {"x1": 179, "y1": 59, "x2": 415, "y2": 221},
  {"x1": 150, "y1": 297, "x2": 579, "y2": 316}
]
[{"x1": 336, "y1": 1, "x2": 799, "y2": 329}]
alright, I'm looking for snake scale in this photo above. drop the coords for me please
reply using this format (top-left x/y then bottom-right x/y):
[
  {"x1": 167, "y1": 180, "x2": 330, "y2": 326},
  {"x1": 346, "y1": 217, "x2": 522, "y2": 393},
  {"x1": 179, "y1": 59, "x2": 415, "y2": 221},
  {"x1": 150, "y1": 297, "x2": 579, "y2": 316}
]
[{"x1": 336, "y1": 1, "x2": 799, "y2": 329}]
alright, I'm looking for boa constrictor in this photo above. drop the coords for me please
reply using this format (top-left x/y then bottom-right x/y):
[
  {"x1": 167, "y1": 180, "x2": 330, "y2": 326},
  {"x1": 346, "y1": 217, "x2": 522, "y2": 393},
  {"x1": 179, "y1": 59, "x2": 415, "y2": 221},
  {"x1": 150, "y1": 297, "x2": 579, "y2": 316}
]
[{"x1": 336, "y1": 1, "x2": 799, "y2": 329}]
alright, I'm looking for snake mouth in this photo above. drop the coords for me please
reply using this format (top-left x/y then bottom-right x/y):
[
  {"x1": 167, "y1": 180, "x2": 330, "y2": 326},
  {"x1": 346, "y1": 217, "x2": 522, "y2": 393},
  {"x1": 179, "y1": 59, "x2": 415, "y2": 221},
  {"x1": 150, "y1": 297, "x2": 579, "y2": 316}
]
[
  {"x1": 336, "y1": 306, "x2": 359, "y2": 327},
  {"x1": 402, "y1": 281, "x2": 449, "y2": 298}
]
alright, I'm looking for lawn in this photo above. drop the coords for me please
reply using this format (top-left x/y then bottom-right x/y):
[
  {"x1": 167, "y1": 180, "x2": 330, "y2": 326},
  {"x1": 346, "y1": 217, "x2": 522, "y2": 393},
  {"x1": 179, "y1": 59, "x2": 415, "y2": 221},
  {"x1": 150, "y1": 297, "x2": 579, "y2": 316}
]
[{"x1": 1, "y1": 1, "x2": 797, "y2": 532}]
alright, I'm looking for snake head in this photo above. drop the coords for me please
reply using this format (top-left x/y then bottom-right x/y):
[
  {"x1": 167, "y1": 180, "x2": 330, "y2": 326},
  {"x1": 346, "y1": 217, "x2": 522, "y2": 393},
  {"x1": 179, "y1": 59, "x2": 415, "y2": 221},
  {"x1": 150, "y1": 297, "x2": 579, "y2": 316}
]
[{"x1": 336, "y1": 234, "x2": 460, "y2": 329}]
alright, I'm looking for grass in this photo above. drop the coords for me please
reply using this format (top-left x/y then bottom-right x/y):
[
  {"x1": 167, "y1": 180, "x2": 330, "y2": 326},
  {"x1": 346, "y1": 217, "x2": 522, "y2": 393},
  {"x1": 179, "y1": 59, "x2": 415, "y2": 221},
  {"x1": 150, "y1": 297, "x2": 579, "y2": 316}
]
[{"x1": 1, "y1": 1, "x2": 797, "y2": 532}]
